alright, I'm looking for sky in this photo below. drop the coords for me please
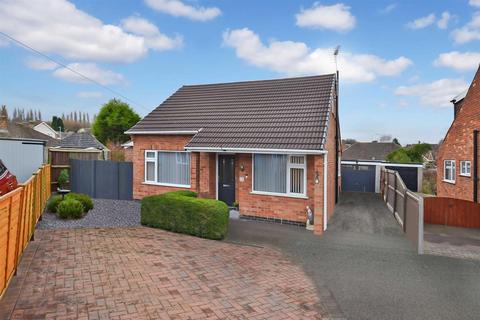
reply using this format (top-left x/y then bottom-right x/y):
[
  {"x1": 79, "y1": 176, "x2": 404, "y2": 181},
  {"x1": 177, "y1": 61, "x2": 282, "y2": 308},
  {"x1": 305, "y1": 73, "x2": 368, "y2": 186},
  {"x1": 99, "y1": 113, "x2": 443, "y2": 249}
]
[{"x1": 0, "y1": 0, "x2": 479, "y2": 144}]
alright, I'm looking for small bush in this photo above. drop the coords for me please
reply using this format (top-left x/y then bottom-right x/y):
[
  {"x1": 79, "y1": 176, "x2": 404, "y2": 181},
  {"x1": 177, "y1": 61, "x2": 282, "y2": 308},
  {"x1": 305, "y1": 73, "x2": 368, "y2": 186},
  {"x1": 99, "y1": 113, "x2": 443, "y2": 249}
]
[
  {"x1": 57, "y1": 169, "x2": 69, "y2": 189},
  {"x1": 65, "y1": 193, "x2": 93, "y2": 212},
  {"x1": 47, "y1": 195, "x2": 63, "y2": 213},
  {"x1": 57, "y1": 199, "x2": 84, "y2": 219},
  {"x1": 141, "y1": 191, "x2": 229, "y2": 240}
]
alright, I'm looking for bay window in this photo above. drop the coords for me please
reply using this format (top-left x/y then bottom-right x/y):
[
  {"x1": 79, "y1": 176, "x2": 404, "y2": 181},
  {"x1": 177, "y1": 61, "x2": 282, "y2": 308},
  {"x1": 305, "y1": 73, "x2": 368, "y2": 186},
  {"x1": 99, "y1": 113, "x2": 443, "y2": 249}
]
[
  {"x1": 144, "y1": 150, "x2": 191, "y2": 187},
  {"x1": 253, "y1": 154, "x2": 307, "y2": 197},
  {"x1": 444, "y1": 160, "x2": 455, "y2": 183}
]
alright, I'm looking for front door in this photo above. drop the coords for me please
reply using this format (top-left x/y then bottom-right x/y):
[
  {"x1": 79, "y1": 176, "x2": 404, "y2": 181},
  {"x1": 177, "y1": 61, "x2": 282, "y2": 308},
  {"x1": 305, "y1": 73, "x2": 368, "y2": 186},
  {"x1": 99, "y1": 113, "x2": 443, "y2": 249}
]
[{"x1": 218, "y1": 155, "x2": 235, "y2": 206}]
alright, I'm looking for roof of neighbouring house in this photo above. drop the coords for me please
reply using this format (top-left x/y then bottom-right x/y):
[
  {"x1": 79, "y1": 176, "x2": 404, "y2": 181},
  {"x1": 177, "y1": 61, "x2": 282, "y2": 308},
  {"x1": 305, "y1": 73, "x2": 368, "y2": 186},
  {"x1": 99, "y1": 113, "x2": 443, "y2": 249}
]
[
  {"x1": 342, "y1": 142, "x2": 401, "y2": 161},
  {"x1": 0, "y1": 122, "x2": 57, "y2": 146},
  {"x1": 55, "y1": 132, "x2": 106, "y2": 150},
  {"x1": 451, "y1": 90, "x2": 467, "y2": 103},
  {"x1": 127, "y1": 74, "x2": 337, "y2": 151}
]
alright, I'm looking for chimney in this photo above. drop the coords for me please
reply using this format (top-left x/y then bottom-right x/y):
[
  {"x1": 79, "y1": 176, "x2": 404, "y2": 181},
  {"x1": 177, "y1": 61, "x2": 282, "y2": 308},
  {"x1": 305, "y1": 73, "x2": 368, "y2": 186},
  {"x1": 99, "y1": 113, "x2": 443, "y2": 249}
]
[{"x1": 0, "y1": 105, "x2": 9, "y2": 135}]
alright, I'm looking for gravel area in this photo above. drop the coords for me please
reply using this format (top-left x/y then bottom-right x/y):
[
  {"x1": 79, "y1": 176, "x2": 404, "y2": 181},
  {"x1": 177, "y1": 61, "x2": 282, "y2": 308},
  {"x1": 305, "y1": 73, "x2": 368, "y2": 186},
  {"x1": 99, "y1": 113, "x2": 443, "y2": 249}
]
[{"x1": 37, "y1": 199, "x2": 141, "y2": 230}]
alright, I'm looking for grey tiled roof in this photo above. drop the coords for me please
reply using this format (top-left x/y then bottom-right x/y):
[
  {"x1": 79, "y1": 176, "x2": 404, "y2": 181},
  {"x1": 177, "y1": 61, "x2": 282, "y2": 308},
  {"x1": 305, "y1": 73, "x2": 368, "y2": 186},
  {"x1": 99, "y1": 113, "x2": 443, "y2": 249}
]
[
  {"x1": 0, "y1": 122, "x2": 57, "y2": 146},
  {"x1": 57, "y1": 132, "x2": 106, "y2": 150},
  {"x1": 342, "y1": 142, "x2": 400, "y2": 161},
  {"x1": 128, "y1": 74, "x2": 337, "y2": 150}
]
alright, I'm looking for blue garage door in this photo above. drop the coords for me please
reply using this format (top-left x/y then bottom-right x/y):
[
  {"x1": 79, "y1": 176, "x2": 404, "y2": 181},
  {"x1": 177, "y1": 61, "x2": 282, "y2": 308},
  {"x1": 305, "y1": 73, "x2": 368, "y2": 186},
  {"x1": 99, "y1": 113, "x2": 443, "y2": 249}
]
[
  {"x1": 385, "y1": 166, "x2": 418, "y2": 192},
  {"x1": 342, "y1": 164, "x2": 376, "y2": 192}
]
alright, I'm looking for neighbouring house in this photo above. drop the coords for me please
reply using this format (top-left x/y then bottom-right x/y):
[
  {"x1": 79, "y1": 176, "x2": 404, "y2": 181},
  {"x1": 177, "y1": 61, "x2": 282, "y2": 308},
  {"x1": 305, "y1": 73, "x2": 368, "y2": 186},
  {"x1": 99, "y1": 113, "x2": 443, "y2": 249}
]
[
  {"x1": 49, "y1": 132, "x2": 110, "y2": 190},
  {"x1": 29, "y1": 121, "x2": 60, "y2": 139},
  {"x1": 437, "y1": 66, "x2": 480, "y2": 202},
  {"x1": 342, "y1": 141, "x2": 423, "y2": 192},
  {"x1": 0, "y1": 109, "x2": 56, "y2": 182},
  {"x1": 127, "y1": 74, "x2": 341, "y2": 234}
]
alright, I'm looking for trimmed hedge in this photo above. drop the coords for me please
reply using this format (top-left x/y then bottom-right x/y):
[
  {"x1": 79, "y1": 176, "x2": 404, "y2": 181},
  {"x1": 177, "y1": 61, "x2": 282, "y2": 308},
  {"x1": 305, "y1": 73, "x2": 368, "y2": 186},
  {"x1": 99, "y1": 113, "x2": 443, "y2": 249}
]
[
  {"x1": 141, "y1": 191, "x2": 229, "y2": 240},
  {"x1": 65, "y1": 193, "x2": 94, "y2": 212},
  {"x1": 57, "y1": 199, "x2": 84, "y2": 219}
]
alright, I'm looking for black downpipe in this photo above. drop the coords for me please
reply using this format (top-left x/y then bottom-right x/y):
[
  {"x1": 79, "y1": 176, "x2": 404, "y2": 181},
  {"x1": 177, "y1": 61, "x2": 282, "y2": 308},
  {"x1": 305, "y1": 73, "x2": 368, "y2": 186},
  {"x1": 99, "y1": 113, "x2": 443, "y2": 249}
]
[
  {"x1": 334, "y1": 71, "x2": 340, "y2": 203},
  {"x1": 474, "y1": 130, "x2": 478, "y2": 203}
]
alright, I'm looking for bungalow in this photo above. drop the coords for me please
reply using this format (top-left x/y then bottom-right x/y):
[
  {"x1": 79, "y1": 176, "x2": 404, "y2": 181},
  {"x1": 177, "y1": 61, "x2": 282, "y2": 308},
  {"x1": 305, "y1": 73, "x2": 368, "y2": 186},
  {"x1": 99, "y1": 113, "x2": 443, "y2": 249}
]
[
  {"x1": 127, "y1": 74, "x2": 341, "y2": 234},
  {"x1": 437, "y1": 66, "x2": 480, "y2": 202}
]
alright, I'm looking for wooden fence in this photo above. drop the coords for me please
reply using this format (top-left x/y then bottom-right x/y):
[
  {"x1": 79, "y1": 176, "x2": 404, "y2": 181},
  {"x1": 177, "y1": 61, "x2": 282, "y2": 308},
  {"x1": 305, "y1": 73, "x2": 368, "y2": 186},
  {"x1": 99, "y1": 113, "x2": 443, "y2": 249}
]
[
  {"x1": 381, "y1": 168, "x2": 424, "y2": 254},
  {"x1": 0, "y1": 164, "x2": 51, "y2": 299},
  {"x1": 424, "y1": 197, "x2": 480, "y2": 228}
]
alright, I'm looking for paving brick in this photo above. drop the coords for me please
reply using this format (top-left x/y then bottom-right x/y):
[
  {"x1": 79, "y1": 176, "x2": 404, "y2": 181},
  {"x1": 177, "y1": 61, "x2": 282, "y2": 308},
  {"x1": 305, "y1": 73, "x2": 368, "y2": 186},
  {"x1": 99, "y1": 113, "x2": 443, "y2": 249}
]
[{"x1": 0, "y1": 227, "x2": 326, "y2": 319}]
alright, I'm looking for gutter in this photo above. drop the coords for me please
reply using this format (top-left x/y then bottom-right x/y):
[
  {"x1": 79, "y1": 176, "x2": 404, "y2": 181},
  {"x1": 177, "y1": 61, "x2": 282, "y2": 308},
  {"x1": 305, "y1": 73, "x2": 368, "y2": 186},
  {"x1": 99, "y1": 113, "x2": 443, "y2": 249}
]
[
  {"x1": 185, "y1": 146, "x2": 328, "y2": 155},
  {"x1": 474, "y1": 130, "x2": 478, "y2": 203},
  {"x1": 125, "y1": 130, "x2": 198, "y2": 135}
]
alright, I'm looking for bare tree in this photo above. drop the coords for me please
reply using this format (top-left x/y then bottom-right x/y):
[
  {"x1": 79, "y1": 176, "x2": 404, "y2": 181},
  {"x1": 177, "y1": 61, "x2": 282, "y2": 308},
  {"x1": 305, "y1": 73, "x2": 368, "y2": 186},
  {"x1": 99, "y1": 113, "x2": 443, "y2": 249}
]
[{"x1": 379, "y1": 135, "x2": 392, "y2": 142}]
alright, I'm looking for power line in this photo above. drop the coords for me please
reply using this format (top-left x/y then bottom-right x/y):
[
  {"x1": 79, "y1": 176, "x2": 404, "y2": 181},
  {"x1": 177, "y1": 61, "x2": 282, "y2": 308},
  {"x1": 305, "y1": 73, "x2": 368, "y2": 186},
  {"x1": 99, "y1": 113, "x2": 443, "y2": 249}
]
[{"x1": 0, "y1": 30, "x2": 150, "y2": 112}]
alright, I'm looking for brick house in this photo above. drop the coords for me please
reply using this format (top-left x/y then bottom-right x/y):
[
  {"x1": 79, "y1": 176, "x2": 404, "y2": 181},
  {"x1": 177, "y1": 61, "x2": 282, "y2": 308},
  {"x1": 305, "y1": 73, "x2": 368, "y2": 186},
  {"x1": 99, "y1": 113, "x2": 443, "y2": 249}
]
[
  {"x1": 127, "y1": 74, "x2": 341, "y2": 234},
  {"x1": 437, "y1": 66, "x2": 480, "y2": 202}
]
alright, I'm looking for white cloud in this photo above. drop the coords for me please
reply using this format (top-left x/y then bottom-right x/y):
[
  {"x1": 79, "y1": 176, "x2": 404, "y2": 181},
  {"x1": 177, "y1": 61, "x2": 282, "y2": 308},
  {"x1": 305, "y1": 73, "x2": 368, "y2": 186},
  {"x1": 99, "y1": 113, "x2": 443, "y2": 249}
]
[
  {"x1": 437, "y1": 11, "x2": 452, "y2": 29},
  {"x1": 470, "y1": 0, "x2": 480, "y2": 7},
  {"x1": 295, "y1": 3, "x2": 356, "y2": 32},
  {"x1": 434, "y1": 51, "x2": 480, "y2": 71},
  {"x1": 76, "y1": 91, "x2": 103, "y2": 98},
  {"x1": 451, "y1": 12, "x2": 480, "y2": 43},
  {"x1": 25, "y1": 57, "x2": 58, "y2": 70},
  {"x1": 222, "y1": 28, "x2": 412, "y2": 83},
  {"x1": 395, "y1": 78, "x2": 469, "y2": 107},
  {"x1": 121, "y1": 16, "x2": 182, "y2": 51},
  {"x1": 144, "y1": 0, "x2": 221, "y2": 21},
  {"x1": 53, "y1": 63, "x2": 125, "y2": 85},
  {"x1": 407, "y1": 13, "x2": 436, "y2": 29},
  {"x1": 380, "y1": 3, "x2": 397, "y2": 14},
  {"x1": 0, "y1": 0, "x2": 180, "y2": 63}
]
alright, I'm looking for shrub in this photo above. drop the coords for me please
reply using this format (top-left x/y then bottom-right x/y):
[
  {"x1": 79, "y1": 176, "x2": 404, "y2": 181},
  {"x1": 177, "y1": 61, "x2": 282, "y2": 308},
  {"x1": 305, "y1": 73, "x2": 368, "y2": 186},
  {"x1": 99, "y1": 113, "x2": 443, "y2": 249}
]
[
  {"x1": 141, "y1": 191, "x2": 229, "y2": 240},
  {"x1": 57, "y1": 199, "x2": 84, "y2": 219},
  {"x1": 65, "y1": 193, "x2": 94, "y2": 212},
  {"x1": 47, "y1": 195, "x2": 63, "y2": 213},
  {"x1": 57, "y1": 169, "x2": 69, "y2": 189}
]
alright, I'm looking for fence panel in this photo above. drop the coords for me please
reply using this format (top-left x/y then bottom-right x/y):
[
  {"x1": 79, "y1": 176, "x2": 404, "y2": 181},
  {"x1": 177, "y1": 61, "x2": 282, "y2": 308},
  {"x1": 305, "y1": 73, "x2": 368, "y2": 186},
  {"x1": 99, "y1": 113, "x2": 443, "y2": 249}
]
[
  {"x1": 381, "y1": 168, "x2": 424, "y2": 254},
  {"x1": 70, "y1": 159, "x2": 133, "y2": 200},
  {"x1": 424, "y1": 197, "x2": 480, "y2": 228},
  {"x1": 0, "y1": 164, "x2": 50, "y2": 299}
]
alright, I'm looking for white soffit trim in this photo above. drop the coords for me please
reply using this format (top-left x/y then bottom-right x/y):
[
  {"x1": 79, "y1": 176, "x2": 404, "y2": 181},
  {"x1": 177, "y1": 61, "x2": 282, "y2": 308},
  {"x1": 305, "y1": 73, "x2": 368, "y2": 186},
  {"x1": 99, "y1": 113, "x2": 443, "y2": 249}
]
[
  {"x1": 185, "y1": 147, "x2": 327, "y2": 155},
  {"x1": 341, "y1": 160, "x2": 424, "y2": 168},
  {"x1": 125, "y1": 130, "x2": 198, "y2": 135}
]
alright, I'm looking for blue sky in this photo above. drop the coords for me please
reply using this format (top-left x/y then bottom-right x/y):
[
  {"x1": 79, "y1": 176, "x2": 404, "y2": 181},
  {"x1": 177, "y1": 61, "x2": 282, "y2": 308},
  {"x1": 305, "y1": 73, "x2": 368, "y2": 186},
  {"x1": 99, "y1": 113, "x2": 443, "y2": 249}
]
[{"x1": 0, "y1": 0, "x2": 479, "y2": 144}]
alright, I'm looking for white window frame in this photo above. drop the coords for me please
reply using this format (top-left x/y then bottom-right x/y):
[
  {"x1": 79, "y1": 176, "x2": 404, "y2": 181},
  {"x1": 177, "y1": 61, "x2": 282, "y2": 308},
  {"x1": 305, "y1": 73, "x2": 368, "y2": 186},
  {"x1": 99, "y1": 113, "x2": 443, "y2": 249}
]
[
  {"x1": 144, "y1": 151, "x2": 157, "y2": 183},
  {"x1": 144, "y1": 150, "x2": 191, "y2": 188},
  {"x1": 460, "y1": 160, "x2": 471, "y2": 177},
  {"x1": 251, "y1": 154, "x2": 308, "y2": 199},
  {"x1": 443, "y1": 160, "x2": 456, "y2": 184}
]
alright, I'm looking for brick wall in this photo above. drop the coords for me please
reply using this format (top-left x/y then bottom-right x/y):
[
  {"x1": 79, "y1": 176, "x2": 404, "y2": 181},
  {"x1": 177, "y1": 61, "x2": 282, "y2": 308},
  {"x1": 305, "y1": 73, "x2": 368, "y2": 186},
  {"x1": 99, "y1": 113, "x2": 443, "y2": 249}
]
[
  {"x1": 437, "y1": 68, "x2": 480, "y2": 202},
  {"x1": 131, "y1": 135, "x2": 199, "y2": 199}
]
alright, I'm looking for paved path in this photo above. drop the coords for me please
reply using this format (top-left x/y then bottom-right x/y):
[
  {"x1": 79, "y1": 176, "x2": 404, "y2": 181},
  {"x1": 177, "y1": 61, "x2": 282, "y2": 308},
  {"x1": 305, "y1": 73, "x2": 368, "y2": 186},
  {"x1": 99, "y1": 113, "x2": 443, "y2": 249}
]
[
  {"x1": 0, "y1": 227, "x2": 327, "y2": 320},
  {"x1": 38, "y1": 199, "x2": 141, "y2": 230},
  {"x1": 424, "y1": 224, "x2": 480, "y2": 261},
  {"x1": 226, "y1": 192, "x2": 480, "y2": 320}
]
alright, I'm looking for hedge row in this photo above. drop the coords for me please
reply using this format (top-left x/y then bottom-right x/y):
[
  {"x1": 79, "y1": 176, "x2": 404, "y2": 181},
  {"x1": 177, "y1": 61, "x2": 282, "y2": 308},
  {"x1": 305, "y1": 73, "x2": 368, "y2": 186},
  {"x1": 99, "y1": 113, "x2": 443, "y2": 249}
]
[{"x1": 141, "y1": 190, "x2": 229, "y2": 240}]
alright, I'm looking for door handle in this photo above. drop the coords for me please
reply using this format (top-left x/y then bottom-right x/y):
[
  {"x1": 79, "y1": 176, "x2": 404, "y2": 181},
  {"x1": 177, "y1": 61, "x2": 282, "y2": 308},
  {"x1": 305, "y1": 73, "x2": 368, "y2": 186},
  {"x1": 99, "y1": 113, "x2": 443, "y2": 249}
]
[{"x1": 223, "y1": 184, "x2": 230, "y2": 187}]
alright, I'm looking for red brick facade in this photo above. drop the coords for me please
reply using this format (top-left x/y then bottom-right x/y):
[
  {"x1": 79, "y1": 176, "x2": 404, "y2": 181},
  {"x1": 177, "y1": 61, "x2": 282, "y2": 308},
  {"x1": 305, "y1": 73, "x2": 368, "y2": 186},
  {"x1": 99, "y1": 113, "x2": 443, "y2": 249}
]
[
  {"x1": 437, "y1": 67, "x2": 480, "y2": 202},
  {"x1": 131, "y1": 110, "x2": 340, "y2": 234}
]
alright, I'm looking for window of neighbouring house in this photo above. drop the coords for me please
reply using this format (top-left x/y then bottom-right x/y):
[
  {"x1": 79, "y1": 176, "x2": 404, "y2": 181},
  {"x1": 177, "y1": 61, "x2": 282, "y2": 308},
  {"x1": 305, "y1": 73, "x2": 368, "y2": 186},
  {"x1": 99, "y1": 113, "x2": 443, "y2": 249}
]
[
  {"x1": 460, "y1": 160, "x2": 471, "y2": 177},
  {"x1": 144, "y1": 150, "x2": 191, "y2": 187},
  {"x1": 253, "y1": 154, "x2": 307, "y2": 196},
  {"x1": 444, "y1": 160, "x2": 456, "y2": 183}
]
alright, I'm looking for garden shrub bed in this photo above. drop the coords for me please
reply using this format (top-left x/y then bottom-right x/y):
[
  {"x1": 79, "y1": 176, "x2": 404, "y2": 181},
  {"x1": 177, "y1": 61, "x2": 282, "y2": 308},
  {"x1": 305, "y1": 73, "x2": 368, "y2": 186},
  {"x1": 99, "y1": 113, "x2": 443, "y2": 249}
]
[
  {"x1": 141, "y1": 191, "x2": 229, "y2": 240},
  {"x1": 46, "y1": 192, "x2": 93, "y2": 219}
]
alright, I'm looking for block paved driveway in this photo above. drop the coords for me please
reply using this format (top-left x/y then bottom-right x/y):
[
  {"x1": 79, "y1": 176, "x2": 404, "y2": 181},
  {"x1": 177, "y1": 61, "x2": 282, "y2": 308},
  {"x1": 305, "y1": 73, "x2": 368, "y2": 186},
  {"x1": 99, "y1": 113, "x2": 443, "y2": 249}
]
[
  {"x1": 227, "y1": 192, "x2": 480, "y2": 320},
  {"x1": 0, "y1": 227, "x2": 327, "y2": 320}
]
